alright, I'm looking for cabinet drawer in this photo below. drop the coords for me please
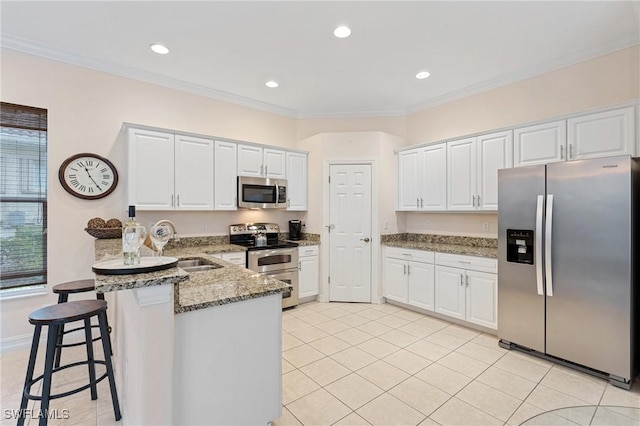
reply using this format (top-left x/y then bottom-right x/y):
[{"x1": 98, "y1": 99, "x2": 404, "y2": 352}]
[
  {"x1": 218, "y1": 252, "x2": 247, "y2": 266},
  {"x1": 299, "y1": 245, "x2": 319, "y2": 257},
  {"x1": 385, "y1": 247, "x2": 434, "y2": 263},
  {"x1": 435, "y1": 253, "x2": 496, "y2": 273}
]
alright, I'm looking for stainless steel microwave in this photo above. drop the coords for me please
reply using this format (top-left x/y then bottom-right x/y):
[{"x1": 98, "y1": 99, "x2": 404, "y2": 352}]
[{"x1": 237, "y1": 176, "x2": 287, "y2": 209}]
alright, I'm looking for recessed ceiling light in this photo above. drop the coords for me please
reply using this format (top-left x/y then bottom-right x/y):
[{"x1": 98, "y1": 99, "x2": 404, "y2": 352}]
[
  {"x1": 416, "y1": 71, "x2": 431, "y2": 80},
  {"x1": 265, "y1": 80, "x2": 279, "y2": 88},
  {"x1": 333, "y1": 26, "x2": 351, "y2": 39},
  {"x1": 150, "y1": 43, "x2": 170, "y2": 55}
]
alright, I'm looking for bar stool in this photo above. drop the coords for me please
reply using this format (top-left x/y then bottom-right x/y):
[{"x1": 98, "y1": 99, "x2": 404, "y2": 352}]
[
  {"x1": 52, "y1": 279, "x2": 112, "y2": 368},
  {"x1": 18, "y1": 300, "x2": 121, "y2": 426}
]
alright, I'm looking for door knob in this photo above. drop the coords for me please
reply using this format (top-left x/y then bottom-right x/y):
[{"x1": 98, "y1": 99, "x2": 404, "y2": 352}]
[{"x1": 360, "y1": 238, "x2": 370, "y2": 243}]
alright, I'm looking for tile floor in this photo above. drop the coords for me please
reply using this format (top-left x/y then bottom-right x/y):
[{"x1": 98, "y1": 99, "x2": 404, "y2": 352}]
[{"x1": 1, "y1": 301, "x2": 638, "y2": 425}]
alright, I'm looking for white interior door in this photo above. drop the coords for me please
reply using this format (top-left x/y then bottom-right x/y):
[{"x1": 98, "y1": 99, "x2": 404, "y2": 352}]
[{"x1": 328, "y1": 164, "x2": 372, "y2": 302}]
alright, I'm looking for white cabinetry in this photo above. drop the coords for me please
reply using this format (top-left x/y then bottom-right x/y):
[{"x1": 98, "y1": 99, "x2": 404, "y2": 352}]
[
  {"x1": 237, "y1": 144, "x2": 286, "y2": 178},
  {"x1": 397, "y1": 144, "x2": 446, "y2": 211},
  {"x1": 434, "y1": 253, "x2": 497, "y2": 329},
  {"x1": 447, "y1": 131, "x2": 512, "y2": 211},
  {"x1": 298, "y1": 245, "x2": 319, "y2": 299},
  {"x1": 568, "y1": 107, "x2": 635, "y2": 160},
  {"x1": 128, "y1": 128, "x2": 214, "y2": 210},
  {"x1": 383, "y1": 247, "x2": 435, "y2": 311},
  {"x1": 213, "y1": 251, "x2": 246, "y2": 267},
  {"x1": 514, "y1": 121, "x2": 566, "y2": 167},
  {"x1": 286, "y1": 152, "x2": 308, "y2": 211},
  {"x1": 214, "y1": 141, "x2": 238, "y2": 210}
]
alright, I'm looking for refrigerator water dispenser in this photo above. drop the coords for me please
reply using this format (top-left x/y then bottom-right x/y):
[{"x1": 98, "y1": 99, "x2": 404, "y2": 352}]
[{"x1": 506, "y1": 229, "x2": 534, "y2": 264}]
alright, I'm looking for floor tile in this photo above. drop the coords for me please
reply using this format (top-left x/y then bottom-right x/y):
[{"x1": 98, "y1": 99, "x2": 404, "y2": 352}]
[
  {"x1": 314, "y1": 319, "x2": 352, "y2": 335},
  {"x1": 337, "y1": 314, "x2": 371, "y2": 328},
  {"x1": 287, "y1": 388, "x2": 351, "y2": 426},
  {"x1": 436, "y1": 351, "x2": 490, "y2": 378},
  {"x1": 414, "y1": 316, "x2": 450, "y2": 330},
  {"x1": 506, "y1": 402, "x2": 547, "y2": 426},
  {"x1": 282, "y1": 333, "x2": 305, "y2": 351},
  {"x1": 417, "y1": 418, "x2": 441, "y2": 426},
  {"x1": 336, "y1": 303, "x2": 371, "y2": 314},
  {"x1": 332, "y1": 412, "x2": 372, "y2": 425},
  {"x1": 392, "y1": 309, "x2": 425, "y2": 322},
  {"x1": 374, "y1": 315, "x2": 410, "y2": 329},
  {"x1": 470, "y1": 332, "x2": 502, "y2": 350},
  {"x1": 414, "y1": 363, "x2": 473, "y2": 395},
  {"x1": 405, "y1": 339, "x2": 451, "y2": 362},
  {"x1": 439, "y1": 324, "x2": 481, "y2": 340},
  {"x1": 383, "y1": 349, "x2": 432, "y2": 375},
  {"x1": 476, "y1": 365, "x2": 537, "y2": 400},
  {"x1": 540, "y1": 365, "x2": 606, "y2": 404},
  {"x1": 295, "y1": 311, "x2": 332, "y2": 326},
  {"x1": 591, "y1": 406, "x2": 640, "y2": 426},
  {"x1": 370, "y1": 304, "x2": 402, "y2": 314},
  {"x1": 600, "y1": 382, "x2": 640, "y2": 407},
  {"x1": 356, "y1": 338, "x2": 400, "y2": 359},
  {"x1": 309, "y1": 336, "x2": 352, "y2": 356},
  {"x1": 424, "y1": 331, "x2": 468, "y2": 350},
  {"x1": 271, "y1": 406, "x2": 303, "y2": 426},
  {"x1": 282, "y1": 345, "x2": 326, "y2": 368},
  {"x1": 454, "y1": 341, "x2": 506, "y2": 365},
  {"x1": 334, "y1": 328, "x2": 374, "y2": 346},
  {"x1": 282, "y1": 358, "x2": 296, "y2": 374},
  {"x1": 357, "y1": 393, "x2": 425, "y2": 426},
  {"x1": 377, "y1": 329, "x2": 420, "y2": 348},
  {"x1": 330, "y1": 347, "x2": 378, "y2": 372},
  {"x1": 318, "y1": 307, "x2": 351, "y2": 320},
  {"x1": 525, "y1": 385, "x2": 592, "y2": 418},
  {"x1": 456, "y1": 380, "x2": 522, "y2": 421},
  {"x1": 356, "y1": 360, "x2": 410, "y2": 391},
  {"x1": 325, "y1": 373, "x2": 384, "y2": 410},
  {"x1": 493, "y1": 352, "x2": 552, "y2": 382},
  {"x1": 289, "y1": 325, "x2": 330, "y2": 343},
  {"x1": 282, "y1": 317, "x2": 313, "y2": 333},
  {"x1": 282, "y1": 370, "x2": 321, "y2": 405},
  {"x1": 398, "y1": 322, "x2": 439, "y2": 339},
  {"x1": 300, "y1": 357, "x2": 351, "y2": 387},
  {"x1": 355, "y1": 321, "x2": 393, "y2": 337},
  {"x1": 357, "y1": 309, "x2": 389, "y2": 321},
  {"x1": 388, "y1": 376, "x2": 449, "y2": 416},
  {"x1": 430, "y1": 397, "x2": 503, "y2": 426}
]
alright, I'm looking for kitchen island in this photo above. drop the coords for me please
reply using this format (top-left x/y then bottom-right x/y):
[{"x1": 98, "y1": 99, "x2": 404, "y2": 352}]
[{"x1": 93, "y1": 239, "x2": 289, "y2": 426}]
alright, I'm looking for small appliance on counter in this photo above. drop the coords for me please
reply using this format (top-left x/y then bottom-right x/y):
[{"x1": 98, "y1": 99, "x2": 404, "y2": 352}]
[{"x1": 288, "y1": 220, "x2": 302, "y2": 241}]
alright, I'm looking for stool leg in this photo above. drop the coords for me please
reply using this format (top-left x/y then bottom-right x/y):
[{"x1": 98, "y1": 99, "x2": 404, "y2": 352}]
[
  {"x1": 96, "y1": 293, "x2": 113, "y2": 355},
  {"x1": 84, "y1": 318, "x2": 98, "y2": 400},
  {"x1": 98, "y1": 311, "x2": 121, "y2": 421},
  {"x1": 18, "y1": 325, "x2": 41, "y2": 426},
  {"x1": 39, "y1": 324, "x2": 59, "y2": 426},
  {"x1": 53, "y1": 294, "x2": 68, "y2": 368}
]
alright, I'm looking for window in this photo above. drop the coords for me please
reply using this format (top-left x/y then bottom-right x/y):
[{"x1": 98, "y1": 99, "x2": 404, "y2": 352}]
[{"x1": 0, "y1": 102, "x2": 47, "y2": 290}]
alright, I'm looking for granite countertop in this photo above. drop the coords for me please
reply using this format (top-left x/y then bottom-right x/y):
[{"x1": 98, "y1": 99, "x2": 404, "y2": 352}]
[
  {"x1": 93, "y1": 239, "x2": 289, "y2": 314},
  {"x1": 382, "y1": 240, "x2": 497, "y2": 258},
  {"x1": 381, "y1": 233, "x2": 497, "y2": 259},
  {"x1": 283, "y1": 239, "x2": 319, "y2": 247}
]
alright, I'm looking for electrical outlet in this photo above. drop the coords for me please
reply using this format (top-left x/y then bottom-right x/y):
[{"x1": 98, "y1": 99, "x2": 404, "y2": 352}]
[{"x1": 482, "y1": 222, "x2": 489, "y2": 232}]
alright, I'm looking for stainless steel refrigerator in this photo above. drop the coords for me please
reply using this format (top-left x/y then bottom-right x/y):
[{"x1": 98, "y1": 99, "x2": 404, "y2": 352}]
[{"x1": 498, "y1": 155, "x2": 638, "y2": 389}]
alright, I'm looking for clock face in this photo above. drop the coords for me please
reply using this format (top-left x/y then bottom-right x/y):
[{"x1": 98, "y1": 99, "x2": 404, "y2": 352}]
[{"x1": 58, "y1": 153, "x2": 118, "y2": 200}]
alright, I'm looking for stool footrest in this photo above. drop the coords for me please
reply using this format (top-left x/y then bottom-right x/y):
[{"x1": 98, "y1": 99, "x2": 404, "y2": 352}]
[{"x1": 24, "y1": 360, "x2": 108, "y2": 401}]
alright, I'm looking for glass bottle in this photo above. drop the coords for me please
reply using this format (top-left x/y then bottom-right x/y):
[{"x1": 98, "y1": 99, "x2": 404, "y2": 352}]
[{"x1": 122, "y1": 205, "x2": 143, "y2": 265}]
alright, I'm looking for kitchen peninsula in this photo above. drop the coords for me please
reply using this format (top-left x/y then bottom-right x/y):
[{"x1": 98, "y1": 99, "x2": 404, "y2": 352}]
[{"x1": 93, "y1": 239, "x2": 289, "y2": 426}]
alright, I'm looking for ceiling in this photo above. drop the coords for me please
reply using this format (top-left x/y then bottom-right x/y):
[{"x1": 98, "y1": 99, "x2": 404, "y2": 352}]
[{"x1": 1, "y1": 1, "x2": 639, "y2": 118}]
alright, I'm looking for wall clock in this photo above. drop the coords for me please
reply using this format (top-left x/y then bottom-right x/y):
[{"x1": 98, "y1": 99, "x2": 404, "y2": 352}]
[{"x1": 58, "y1": 153, "x2": 118, "y2": 200}]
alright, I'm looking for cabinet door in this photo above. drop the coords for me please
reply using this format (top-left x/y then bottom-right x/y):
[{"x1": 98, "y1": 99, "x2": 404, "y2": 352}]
[
  {"x1": 476, "y1": 131, "x2": 513, "y2": 211},
  {"x1": 568, "y1": 107, "x2": 635, "y2": 160},
  {"x1": 127, "y1": 128, "x2": 175, "y2": 210},
  {"x1": 174, "y1": 135, "x2": 214, "y2": 210},
  {"x1": 397, "y1": 149, "x2": 420, "y2": 210},
  {"x1": 465, "y1": 270, "x2": 497, "y2": 330},
  {"x1": 407, "y1": 261, "x2": 435, "y2": 311},
  {"x1": 299, "y1": 255, "x2": 319, "y2": 298},
  {"x1": 237, "y1": 144, "x2": 263, "y2": 177},
  {"x1": 447, "y1": 137, "x2": 476, "y2": 211},
  {"x1": 384, "y1": 257, "x2": 408, "y2": 303},
  {"x1": 264, "y1": 148, "x2": 286, "y2": 179},
  {"x1": 218, "y1": 251, "x2": 246, "y2": 266},
  {"x1": 214, "y1": 141, "x2": 238, "y2": 210},
  {"x1": 514, "y1": 121, "x2": 566, "y2": 167},
  {"x1": 434, "y1": 265, "x2": 465, "y2": 320},
  {"x1": 420, "y1": 144, "x2": 447, "y2": 211},
  {"x1": 286, "y1": 152, "x2": 307, "y2": 211}
]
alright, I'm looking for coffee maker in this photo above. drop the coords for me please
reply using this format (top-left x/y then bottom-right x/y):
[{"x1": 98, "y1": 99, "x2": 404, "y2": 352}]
[{"x1": 288, "y1": 220, "x2": 302, "y2": 241}]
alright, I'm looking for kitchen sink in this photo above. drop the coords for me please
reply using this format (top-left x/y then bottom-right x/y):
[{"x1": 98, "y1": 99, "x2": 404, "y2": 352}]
[{"x1": 178, "y1": 257, "x2": 223, "y2": 273}]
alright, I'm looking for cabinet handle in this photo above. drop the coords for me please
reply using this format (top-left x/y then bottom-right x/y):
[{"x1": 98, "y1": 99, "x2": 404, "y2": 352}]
[
  {"x1": 177, "y1": 195, "x2": 180, "y2": 206},
  {"x1": 472, "y1": 195, "x2": 476, "y2": 207},
  {"x1": 560, "y1": 145, "x2": 564, "y2": 159},
  {"x1": 465, "y1": 275, "x2": 469, "y2": 287},
  {"x1": 417, "y1": 198, "x2": 420, "y2": 208},
  {"x1": 260, "y1": 164, "x2": 264, "y2": 175},
  {"x1": 477, "y1": 195, "x2": 481, "y2": 207},
  {"x1": 265, "y1": 165, "x2": 268, "y2": 175},
  {"x1": 298, "y1": 261, "x2": 301, "y2": 271},
  {"x1": 420, "y1": 198, "x2": 424, "y2": 208},
  {"x1": 569, "y1": 144, "x2": 573, "y2": 159},
  {"x1": 458, "y1": 260, "x2": 471, "y2": 264},
  {"x1": 402, "y1": 253, "x2": 412, "y2": 257},
  {"x1": 460, "y1": 274, "x2": 464, "y2": 286},
  {"x1": 287, "y1": 198, "x2": 290, "y2": 207},
  {"x1": 404, "y1": 264, "x2": 407, "y2": 275},
  {"x1": 171, "y1": 194, "x2": 174, "y2": 207},
  {"x1": 407, "y1": 264, "x2": 411, "y2": 275}
]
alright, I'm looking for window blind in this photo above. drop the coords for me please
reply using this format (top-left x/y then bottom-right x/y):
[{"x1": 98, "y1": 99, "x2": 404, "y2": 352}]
[{"x1": 0, "y1": 102, "x2": 48, "y2": 290}]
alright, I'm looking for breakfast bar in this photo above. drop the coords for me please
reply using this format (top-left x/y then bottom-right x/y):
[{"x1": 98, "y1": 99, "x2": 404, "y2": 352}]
[{"x1": 93, "y1": 239, "x2": 290, "y2": 426}]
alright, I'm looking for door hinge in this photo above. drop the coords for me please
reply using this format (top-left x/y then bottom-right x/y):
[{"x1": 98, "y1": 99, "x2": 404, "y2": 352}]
[
  {"x1": 328, "y1": 276, "x2": 330, "y2": 284},
  {"x1": 328, "y1": 176, "x2": 331, "y2": 183}
]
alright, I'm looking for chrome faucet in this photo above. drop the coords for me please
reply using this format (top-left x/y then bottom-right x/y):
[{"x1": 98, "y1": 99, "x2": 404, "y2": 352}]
[{"x1": 153, "y1": 219, "x2": 179, "y2": 241}]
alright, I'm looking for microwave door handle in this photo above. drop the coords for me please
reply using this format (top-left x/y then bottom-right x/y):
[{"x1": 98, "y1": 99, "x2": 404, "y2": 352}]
[{"x1": 275, "y1": 181, "x2": 279, "y2": 205}]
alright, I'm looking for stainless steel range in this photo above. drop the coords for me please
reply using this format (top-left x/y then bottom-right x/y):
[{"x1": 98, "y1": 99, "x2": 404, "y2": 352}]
[{"x1": 229, "y1": 223, "x2": 299, "y2": 309}]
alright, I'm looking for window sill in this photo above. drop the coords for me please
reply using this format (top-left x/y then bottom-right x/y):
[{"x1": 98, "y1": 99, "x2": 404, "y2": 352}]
[{"x1": 0, "y1": 285, "x2": 47, "y2": 301}]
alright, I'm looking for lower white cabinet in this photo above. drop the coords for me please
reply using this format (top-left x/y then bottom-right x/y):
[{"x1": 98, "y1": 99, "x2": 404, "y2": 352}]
[
  {"x1": 298, "y1": 245, "x2": 319, "y2": 298},
  {"x1": 213, "y1": 251, "x2": 246, "y2": 267},
  {"x1": 434, "y1": 253, "x2": 497, "y2": 329},
  {"x1": 383, "y1": 247, "x2": 435, "y2": 311}
]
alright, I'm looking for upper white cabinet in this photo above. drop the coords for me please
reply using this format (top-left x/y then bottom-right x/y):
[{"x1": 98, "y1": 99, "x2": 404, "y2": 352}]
[
  {"x1": 514, "y1": 121, "x2": 567, "y2": 167},
  {"x1": 447, "y1": 131, "x2": 512, "y2": 211},
  {"x1": 397, "y1": 144, "x2": 446, "y2": 211},
  {"x1": 286, "y1": 152, "x2": 308, "y2": 211},
  {"x1": 214, "y1": 140, "x2": 238, "y2": 210},
  {"x1": 568, "y1": 107, "x2": 635, "y2": 160},
  {"x1": 237, "y1": 144, "x2": 286, "y2": 179},
  {"x1": 128, "y1": 128, "x2": 214, "y2": 210}
]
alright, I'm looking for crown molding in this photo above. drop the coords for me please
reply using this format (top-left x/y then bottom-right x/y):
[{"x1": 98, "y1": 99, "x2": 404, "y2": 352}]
[
  {"x1": 406, "y1": 36, "x2": 640, "y2": 115},
  {"x1": 0, "y1": 34, "x2": 299, "y2": 118},
  {"x1": 296, "y1": 108, "x2": 407, "y2": 119}
]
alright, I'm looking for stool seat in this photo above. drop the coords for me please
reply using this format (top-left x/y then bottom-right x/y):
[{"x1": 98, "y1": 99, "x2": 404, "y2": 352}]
[
  {"x1": 52, "y1": 279, "x2": 96, "y2": 294},
  {"x1": 29, "y1": 300, "x2": 107, "y2": 326}
]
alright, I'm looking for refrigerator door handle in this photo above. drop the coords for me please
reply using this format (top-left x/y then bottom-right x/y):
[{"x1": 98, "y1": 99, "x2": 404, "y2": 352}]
[
  {"x1": 545, "y1": 194, "x2": 554, "y2": 296},
  {"x1": 535, "y1": 195, "x2": 544, "y2": 296}
]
